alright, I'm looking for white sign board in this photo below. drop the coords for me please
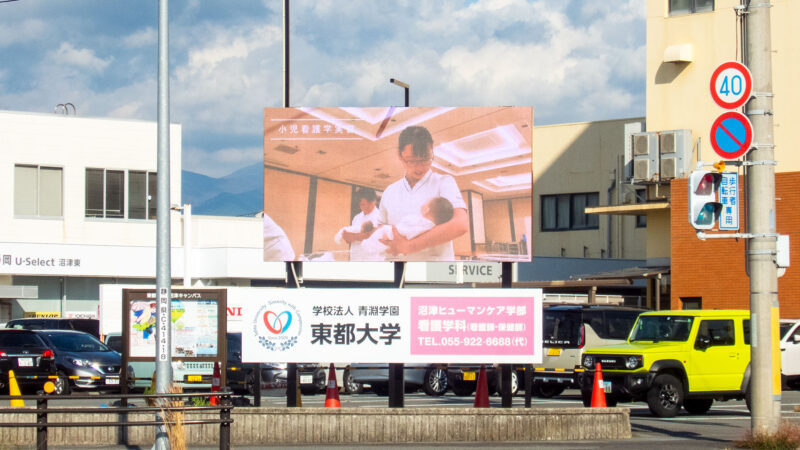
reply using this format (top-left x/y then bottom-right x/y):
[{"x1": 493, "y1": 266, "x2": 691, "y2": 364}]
[
  {"x1": 426, "y1": 262, "x2": 502, "y2": 283},
  {"x1": 719, "y1": 172, "x2": 739, "y2": 230},
  {"x1": 242, "y1": 289, "x2": 543, "y2": 364}
]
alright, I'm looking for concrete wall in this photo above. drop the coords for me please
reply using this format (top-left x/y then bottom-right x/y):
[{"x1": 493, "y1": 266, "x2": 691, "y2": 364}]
[{"x1": 0, "y1": 407, "x2": 631, "y2": 446}]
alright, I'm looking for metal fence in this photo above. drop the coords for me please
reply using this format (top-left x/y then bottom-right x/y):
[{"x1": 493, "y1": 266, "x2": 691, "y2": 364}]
[{"x1": 0, "y1": 390, "x2": 233, "y2": 450}]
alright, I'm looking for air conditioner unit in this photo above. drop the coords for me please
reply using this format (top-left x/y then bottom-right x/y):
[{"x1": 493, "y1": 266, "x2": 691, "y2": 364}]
[
  {"x1": 659, "y1": 129, "x2": 692, "y2": 180},
  {"x1": 631, "y1": 132, "x2": 659, "y2": 182},
  {"x1": 633, "y1": 134, "x2": 652, "y2": 156},
  {"x1": 633, "y1": 159, "x2": 652, "y2": 182}
]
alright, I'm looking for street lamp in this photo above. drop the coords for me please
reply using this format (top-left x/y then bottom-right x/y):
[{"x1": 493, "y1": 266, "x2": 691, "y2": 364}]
[{"x1": 389, "y1": 78, "x2": 409, "y2": 107}]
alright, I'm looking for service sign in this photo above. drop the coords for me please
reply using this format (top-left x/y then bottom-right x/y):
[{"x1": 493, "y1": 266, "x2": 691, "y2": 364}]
[
  {"x1": 242, "y1": 289, "x2": 543, "y2": 364},
  {"x1": 263, "y1": 107, "x2": 533, "y2": 263}
]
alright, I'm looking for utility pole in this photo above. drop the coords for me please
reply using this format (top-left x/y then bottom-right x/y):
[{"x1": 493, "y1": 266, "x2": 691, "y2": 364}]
[{"x1": 745, "y1": 0, "x2": 781, "y2": 434}]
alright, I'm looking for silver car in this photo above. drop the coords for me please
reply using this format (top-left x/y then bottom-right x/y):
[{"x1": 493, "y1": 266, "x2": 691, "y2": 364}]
[{"x1": 349, "y1": 363, "x2": 448, "y2": 396}]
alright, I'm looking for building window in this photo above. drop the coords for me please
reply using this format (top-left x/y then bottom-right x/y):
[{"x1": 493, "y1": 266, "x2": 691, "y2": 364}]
[
  {"x1": 669, "y1": 0, "x2": 713, "y2": 16},
  {"x1": 128, "y1": 171, "x2": 158, "y2": 219},
  {"x1": 541, "y1": 193, "x2": 599, "y2": 231},
  {"x1": 14, "y1": 165, "x2": 63, "y2": 217},
  {"x1": 636, "y1": 189, "x2": 647, "y2": 228},
  {"x1": 86, "y1": 168, "x2": 157, "y2": 219}
]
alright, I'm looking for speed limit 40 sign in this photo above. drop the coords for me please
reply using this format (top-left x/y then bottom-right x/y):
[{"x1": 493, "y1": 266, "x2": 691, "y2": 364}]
[{"x1": 710, "y1": 61, "x2": 752, "y2": 109}]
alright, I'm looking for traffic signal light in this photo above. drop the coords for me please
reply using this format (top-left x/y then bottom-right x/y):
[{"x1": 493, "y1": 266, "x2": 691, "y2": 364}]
[{"x1": 689, "y1": 170, "x2": 722, "y2": 230}]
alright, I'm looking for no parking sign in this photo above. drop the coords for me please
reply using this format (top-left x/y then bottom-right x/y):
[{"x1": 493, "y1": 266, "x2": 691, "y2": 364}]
[{"x1": 710, "y1": 111, "x2": 753, "y2": 160}]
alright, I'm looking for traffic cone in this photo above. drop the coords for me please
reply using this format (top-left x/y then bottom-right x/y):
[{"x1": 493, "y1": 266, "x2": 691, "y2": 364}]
[
  {"x1": 8, "y1": 370, "x2": 25, "y2": 407},
  {"x1": 210, "y1": 361, "x2": 221, "y2": 406},
  {"x1": 324, "y1": 363, "x2": 340, "y2": 408},
  {"x1": 590, "y1": 363, "x2": 607, "y2": 408},
  {"x1": 473, "y1": 364, "x2": 490, "y2": 408}
]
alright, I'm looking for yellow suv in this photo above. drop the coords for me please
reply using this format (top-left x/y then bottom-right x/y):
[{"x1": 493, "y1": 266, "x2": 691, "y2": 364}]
[{"x1": 578, "y1": 309, "x2": 752, "y2": 417}]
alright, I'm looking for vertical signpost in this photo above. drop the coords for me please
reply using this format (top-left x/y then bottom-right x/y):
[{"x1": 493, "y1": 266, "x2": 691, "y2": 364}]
[{"x1": 705, "y1": 36, "x2": 781, "y2": 434}]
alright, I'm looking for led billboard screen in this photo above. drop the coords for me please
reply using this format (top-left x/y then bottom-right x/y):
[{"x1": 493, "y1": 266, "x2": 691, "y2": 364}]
[{"x1": 263, "y1": 106, "x2": 533, "y2": 262}]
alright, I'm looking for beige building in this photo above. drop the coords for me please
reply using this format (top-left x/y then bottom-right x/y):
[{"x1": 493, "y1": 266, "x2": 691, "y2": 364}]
[{"x1": 533, "y1": 118, "x2": 648, "y2": 261}]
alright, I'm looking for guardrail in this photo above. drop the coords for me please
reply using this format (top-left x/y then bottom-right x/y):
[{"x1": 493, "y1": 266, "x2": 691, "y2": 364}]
[{"x1": 0, "y1": 390, "x2": 233, "y2": 450}]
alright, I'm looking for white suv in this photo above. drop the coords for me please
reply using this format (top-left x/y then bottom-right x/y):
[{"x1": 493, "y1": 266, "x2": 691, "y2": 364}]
[{"x1": 780, "y1": 319, "x2": 800, "y2": 390}]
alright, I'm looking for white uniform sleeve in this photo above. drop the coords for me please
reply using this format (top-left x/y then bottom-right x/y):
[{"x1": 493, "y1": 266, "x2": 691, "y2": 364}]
[{"x1": 438, "y1": 175, "x2": 467, "y2": 210}]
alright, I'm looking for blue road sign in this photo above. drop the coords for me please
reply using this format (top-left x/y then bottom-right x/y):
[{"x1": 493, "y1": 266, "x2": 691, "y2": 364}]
[
  {"x1": 710, "y1": 111, "x2": 753, "y2": 160},
  {"x1": 719, "y1": 172, "x2": 739, "y2": 230}
]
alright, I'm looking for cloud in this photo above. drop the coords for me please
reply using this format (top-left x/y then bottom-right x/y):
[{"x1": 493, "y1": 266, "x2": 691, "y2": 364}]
[
  {"x1": 123, "y1": 27, "x2": 157, "y2": 48},
  {"x1": 49, "y1": 43, "x2": 112, "y2": 72},
  {"x1": 0, "y1": 18, "x2": 47, "y2": 48}
]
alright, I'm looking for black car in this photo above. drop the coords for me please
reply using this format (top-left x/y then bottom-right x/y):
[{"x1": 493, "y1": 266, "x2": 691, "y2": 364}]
[
  {"x1": 0, "y1": 329, "x2": 56, "y2": 394},
  {"x1": 226, "y1": 332, "x2": 286, "y2": 394},
  {"x1": 34, "y1": 330, "x2": 131, "y2": 395},
  {"x1": 6, "y1": 318, "x2": 100, "y2": 339}
]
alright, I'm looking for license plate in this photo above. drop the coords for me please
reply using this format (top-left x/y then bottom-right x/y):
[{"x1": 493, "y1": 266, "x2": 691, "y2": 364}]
[
  {"x1": 603, "y1": 380, "x2": 612, "y2": 393},
  {"x1": 300, "y1": 374, "x2": 313, "y2": 384},
  {"x1": 187, "y1": 375, "x2": 203, "y2": 382},
  {"x1": 462, "y1": 371, "x2": 476, "y2": 381},
  {"x1": 106, "y1": 377, "x2": 120, "y2": 385},
  {"x1": 17, "y1": 357, "x2": 33, "y2": 367},
  {"x1": 547, "y1": 348, "x2": 562, "y2": 356}
]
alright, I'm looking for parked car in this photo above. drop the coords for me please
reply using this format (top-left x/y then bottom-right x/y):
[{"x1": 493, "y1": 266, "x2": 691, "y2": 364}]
[
  {"x1": 104, "y1": 332, "x2": 215, "y2": 391},
  {"x1": 226, "y1": 332, "x2": 287, "y2": 395},
  {"x1": 34, "y1": 329, "x2": 131, "y2": 395},
  {"x1": 6, "y1": 318, "x2": 100, "y2": 339},
  {"x1": 780, "y1": 318, "x2": 800, "y2": 390},
  {"x1": 0, "y1": 329, "x2": 57, "y2": 394},
  {"x1": 349, "y1": 363, "x2": 447, "y2": 396},
  {"x1": 446, "y1": 305, "x2": 644, "y2": 398},
  {"x1": 578, "y1": 309, "x2": 752, "y2": 417},
  {"x1": 297, "y1": 363, "x2": 364, "y2": 395},
  {"x1": 532, "y1": 304, "x2": 644, "y2": 397},
  {"x1": 447, "y1": 364, "x2": 520, "y2": 397}
]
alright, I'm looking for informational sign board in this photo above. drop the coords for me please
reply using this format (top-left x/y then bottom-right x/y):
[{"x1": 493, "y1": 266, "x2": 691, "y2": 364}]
[
  {"x1": 718, "y1": 172, "x2": 740, "y2": 230},
  {"x1": 122, "y1": 289, "x2": 227, "y2": 362},
  {"x1": 710, "y1": 111, "x2": 753, "y2": 160},
  {"x1": 263, "y1": 106, "x2": 533, "y2": 263},
  {"x1": 710, "y1": 61, "x2": 753, "y2": 110},
  {"x1": 241, "y1": 289, "x2": 543, "y2": 364}
]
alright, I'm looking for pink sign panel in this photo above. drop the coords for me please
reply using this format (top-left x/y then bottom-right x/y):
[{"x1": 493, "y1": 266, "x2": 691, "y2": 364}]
[{"x1": 410, "y1": 296, "x2": 536, "y2": 358}]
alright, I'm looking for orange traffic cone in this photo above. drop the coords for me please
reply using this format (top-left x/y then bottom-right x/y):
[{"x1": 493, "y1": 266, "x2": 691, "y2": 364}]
[
  {"x1": 210, "y1": 361, "x2": 221, "y2": 406},
  {"x1": 324, "y1": 363, "x2": 340, "y2": 408},
  {"x1": 473, "y1": 364, "x2": 490, "y2": 408},
  {"x1": 590, "y1": 362, "x2": 607, "y2": 408}
]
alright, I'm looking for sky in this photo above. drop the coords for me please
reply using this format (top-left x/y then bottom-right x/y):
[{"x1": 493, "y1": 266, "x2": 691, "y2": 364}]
[{"x1": 0, "y1": 0, "x2": 646, "y2": 178}]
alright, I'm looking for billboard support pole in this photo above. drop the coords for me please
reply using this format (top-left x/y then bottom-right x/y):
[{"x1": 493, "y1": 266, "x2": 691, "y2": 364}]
[
  {"x1": 500, "y1": 262, "x2": 513, "y2": 407},
  {"x1": 282, "y1": 0, "x2": 301, "y2": 409},
  {"x1": 388, "y1": 77, "x2": 410, "y2": 408}
]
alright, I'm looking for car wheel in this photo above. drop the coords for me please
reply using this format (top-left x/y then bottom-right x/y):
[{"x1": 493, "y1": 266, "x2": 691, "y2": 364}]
[
  {"x1": 53, "y1": 372, "x2": 71, "y2": 396},
  {"x1": 646, "y1": 374, "x2": 683, "y2": 417},
  {"x1": 422, "y1": 367, "x2": 448, "y2": 396},
  {"x1": 745, "y1": 384, "x2": 752, "y2": 412},
  {"x1": 451, "y1": 381, "x2": 475, "y2": 397},
  {"x1": 684, "y1": 398, "x2": 713, "y2": 414},
  {"x1": 343, "y1": 370, "x2": 363, "y2": 395},
  {"x1": 494, "y1": 370, "x2": 519, "y2": 396},
  {"x1": 536, "y1": 383, "x2": 565, "y2": 398}
]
